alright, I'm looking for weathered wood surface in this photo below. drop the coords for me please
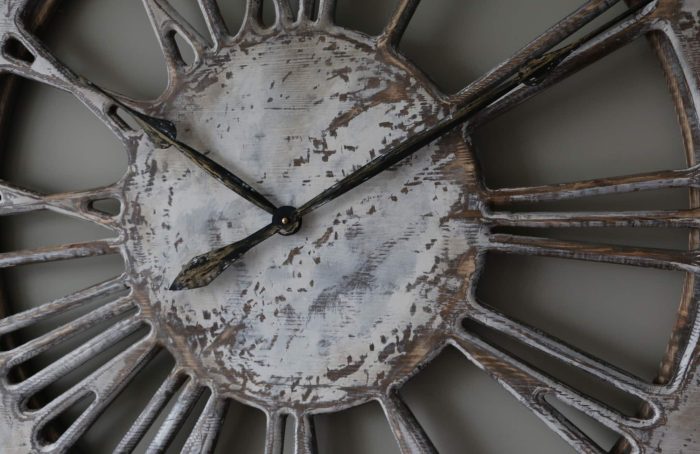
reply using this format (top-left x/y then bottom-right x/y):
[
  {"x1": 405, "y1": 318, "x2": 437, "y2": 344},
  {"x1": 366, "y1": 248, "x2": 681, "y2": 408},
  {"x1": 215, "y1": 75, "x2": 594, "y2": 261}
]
[{"x1": 0, "y1": 0, "x2": 699, "y2": 453}]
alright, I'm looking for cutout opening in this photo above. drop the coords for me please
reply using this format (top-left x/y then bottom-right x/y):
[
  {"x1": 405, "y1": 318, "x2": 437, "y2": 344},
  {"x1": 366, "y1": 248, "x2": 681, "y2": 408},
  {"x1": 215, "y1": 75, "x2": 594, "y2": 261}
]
[
  {"x1": 37, "y1": 392, "x2": 96, "y2": 446},
  {"x1": 72, "y1": 347, "x2": 176, "y2": 451},
  {"x1": 475, "y1": 253, "x2": 683, "y2": 380},
  {"x1": 402, "y1": 346, "x2": 576, "y2": 453},
  {"x1": 0, "y1": 279, "x2": 129, "y2": 354},
  {"x1": 18, "y1": 319, "x2": 147, "y2": 409},
  {"x1": 462, "y1": 318, "x2": 647, "y2": 418},
  {"x1": 335, "y1": 0, "x2": 398, "y2": 37},
  {"x1": 88, "y1": 197, "x2": 122, "y2": 217},
  {"x1": 172, "y1": 31, "x2": 197, "y2": 67},
  {"x1": 314, "y1": 401, "x2": 400, "y2": 454},
  {"x1": 543, "y1": 394, "x2": 622, "y2": 451},
  {"x1": 214, "y1": 399, "x2": 267, "y2": 453},
  {"x1": 473, "y1": 37, "x2": 685, "y2": 189},
  {"x1": 2, "y1": 36, "x2": 36, "y2": 65},
  {"x1": 214, "y1": 0, "x2": 245, "y2": 37}
]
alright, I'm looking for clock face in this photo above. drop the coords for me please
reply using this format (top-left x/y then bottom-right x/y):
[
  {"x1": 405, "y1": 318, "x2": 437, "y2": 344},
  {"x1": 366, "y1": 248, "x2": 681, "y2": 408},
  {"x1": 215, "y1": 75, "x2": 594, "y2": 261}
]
[
  {"x1": 2, "y1": 0, "x2": 700, "y2": 453},
  {"x1": 124, "y1": 26, "x2": 480, "y2": 409}
]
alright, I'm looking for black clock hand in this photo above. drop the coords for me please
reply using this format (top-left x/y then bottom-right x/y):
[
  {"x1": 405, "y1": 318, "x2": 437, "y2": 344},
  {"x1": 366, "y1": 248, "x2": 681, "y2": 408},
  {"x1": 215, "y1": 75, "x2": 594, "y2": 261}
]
[
  {"x1": 130, "y1": 115, "x2": 278, "y2": 214},
  {"x1": 81, "y1": 78, "x2": 278, "y2": 214},
  {"x1": 170, "y1": 222, "x2": 280, "y2": 290},
  {"x1": 298, "y1": 2, "x2": 649, "y2": 217}
]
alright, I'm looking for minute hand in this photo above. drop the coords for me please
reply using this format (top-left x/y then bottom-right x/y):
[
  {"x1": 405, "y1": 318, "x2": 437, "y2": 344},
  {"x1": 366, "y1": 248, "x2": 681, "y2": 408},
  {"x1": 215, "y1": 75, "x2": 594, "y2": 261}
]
[
  {"x1": 297, "y1": 2, "x2": 649, "y2": 217},
  {"x1": 130, "y1": 116, "x2": 278, "y2": 215}
]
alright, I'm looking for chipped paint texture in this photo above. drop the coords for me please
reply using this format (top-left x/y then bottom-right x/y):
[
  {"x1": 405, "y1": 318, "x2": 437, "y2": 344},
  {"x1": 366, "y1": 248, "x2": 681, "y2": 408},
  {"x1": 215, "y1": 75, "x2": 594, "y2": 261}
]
[{"x1": 123, "y1": 28, "x2": 482, "y2": 409}]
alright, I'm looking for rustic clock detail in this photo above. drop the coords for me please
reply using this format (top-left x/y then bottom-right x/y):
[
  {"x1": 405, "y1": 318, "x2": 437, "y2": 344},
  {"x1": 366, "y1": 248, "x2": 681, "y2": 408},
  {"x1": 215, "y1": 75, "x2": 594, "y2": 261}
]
[{"x1": 1, "y1": 0, "x2": 700, "y2": 453}]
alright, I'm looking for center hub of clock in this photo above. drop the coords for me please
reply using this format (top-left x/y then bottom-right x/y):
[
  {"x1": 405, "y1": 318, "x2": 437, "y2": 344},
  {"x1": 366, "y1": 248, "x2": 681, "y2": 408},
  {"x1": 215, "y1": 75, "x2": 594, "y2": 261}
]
[
  {"x1": 122, "y1": 26, "x2": 483, "y2": 412},
  {"x1": 272, "y1": 206, "x2": 302, "y2": 236}
]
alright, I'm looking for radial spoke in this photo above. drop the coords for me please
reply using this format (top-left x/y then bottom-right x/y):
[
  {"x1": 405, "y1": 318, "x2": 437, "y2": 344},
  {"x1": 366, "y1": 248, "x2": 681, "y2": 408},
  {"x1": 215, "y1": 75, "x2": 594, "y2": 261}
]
[
  {"x1": 0, "y1": 276, "x2": 128, "y2": 337},
  {"x1": 196, "y1": 0, "x2": 229, "y2": 48},
  {"x1": 0, "y1": 240, "x2": 121, "y2": 269},
  {"x1": 452, "y1": 0, "x2": 620, "y2": 108},
  {"x1": 450, "y1": 330, "x2": 648, "y2": 449},
  {"x1": 379, "y1": 0, "x2": 421, "y2": 49},
  {"x1": 34, "y1": 336, "x2": 157, "y2": 451},
  {"x1": 243, "y1": 0, "x2": 264, "y2": 31},
  {"x1": 317, "y1": 0, "x2": 336, "y2": 24},
  {"x1": 12, "y1": 317, "x2": 144, "y2": 398},
  {"x1": 294, "y1": 414, "x2": 318, "y2": 454},
  {"x1": 467, "y1": 303, "x2": 658, "y2": 397},
  {"x1": 0, "y1": 296, "x2": 135, "y2": 372},
  {"x1": 265, "y1": 413, "x2": 286, "y2": 454},
  {"x1": 484, "y1": 209, "x2": 700, "y2": 229},
  {"x1": 380, "y1": 391, "x2": 438, "y2": 454},
  {"x1": 487, "y1": 165, "x2": 700, "y2": 204},
  {"x1": 115, "y1": 370, "x2": 186, "y2": 453},
  {"x1": 148, "y1": 378, "x2": 204, "y2": 452},
  {"x1": 486, "y1": 234, "x2": 700, "y2": 273},
  {"x1": 142, "y1": 0, "x2": 209, "y2": 72},
  {"x1": 0, "y1": 180, "x2": 122, "y2": 228},
  {"x1": 181, "y1": 394, "x2": 227, "y2": 454},
  {"x1": 468, "y1": 0, "x2": 658, "y2": 129},
  {"x1": 273, "y1": 0, "x2": 296, "y2": 24}
]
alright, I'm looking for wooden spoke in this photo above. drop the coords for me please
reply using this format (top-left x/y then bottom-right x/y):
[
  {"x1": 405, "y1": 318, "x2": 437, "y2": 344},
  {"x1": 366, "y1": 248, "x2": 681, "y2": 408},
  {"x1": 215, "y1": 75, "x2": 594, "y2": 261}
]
[
  {"x1": 142, "y1": 0, "x2": 209, "y2": 72},
  {"x1": 0, "y1": 296, "x2": 135, "y2": 373},
  {"x1": 196, "y1": 0, "x2": 229, "y2": 49},
  {"x1": 0, "y1": 180, "x2": 122, "y2": 228},
  {"x1": 0, "y1": 276, "x2": 128, "y2": 338},
  {"x1": 181, "y1": 394, "x2": 227, "y2": 454},
  {"x1": 33, "y1": 336, "x2": 157, "y2": 451},
  {"x1": 148, "y1": 378, "x2": 204, "y2": 452},
  {"x1": 487, "y1": 165, "x2": 700, "y2": 204},
  {"x1": 468, "y1": 1, "x2": 657, "y2": 129},
  {"x1": 452, "y1": 0, "x2": 620, "y2": 108},
  {"x1": 294, "y1": 414, "x2": 318, "y2": 454},
  {"x1": 450, "y1": 330, "x2": 648, "y2": 451},
  {"x1": 12, "y1": 318, "x2": 144, "y2": 398},
  {"x1": 380, "y1": 391, "x2": 438, "y2": 454},
  {"x1": 264, "y1": 413, "x2": 286, "y2": 454},
  {"x1": 273, "y1": 0, "x2": 296, "y2": 24},
  {"x1": 484, "y1": 209, "x2": 700, "y2": 229},
  {"x1": 114, "y1": 370, "x2": 186, "y2": 453},
  {"x1": 487, "y1": 234, "x2": 700, "y2": 273},
  {"x1": 467, "y1": 303, "x2": 658, "y2": 397},
  {"x1": 243, "y1": 0, "x2": 265, "y2": 31},
  {"x1": 317, "y1": 0, "x2": 337, "y2": 24},
  {"x1": 0, "y1": 240, "x2": 120, "y2": 269},
  {"x1": 379, "y1": 0, "x2": 421, "y2": 49}
]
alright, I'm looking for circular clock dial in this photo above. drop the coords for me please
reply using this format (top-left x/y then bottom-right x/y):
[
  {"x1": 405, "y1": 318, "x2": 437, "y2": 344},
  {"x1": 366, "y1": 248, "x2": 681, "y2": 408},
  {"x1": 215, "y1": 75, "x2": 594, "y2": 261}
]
[{"x1": 125, "y1": 28, "x2": 480, "y2": 408}]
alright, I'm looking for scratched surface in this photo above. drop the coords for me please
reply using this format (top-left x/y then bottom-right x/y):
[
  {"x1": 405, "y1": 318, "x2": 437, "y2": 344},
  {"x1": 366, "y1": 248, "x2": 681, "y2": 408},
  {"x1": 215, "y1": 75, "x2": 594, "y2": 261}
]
[{"x1": 124, "y1": 28, "x2": 482, "y2": 409}]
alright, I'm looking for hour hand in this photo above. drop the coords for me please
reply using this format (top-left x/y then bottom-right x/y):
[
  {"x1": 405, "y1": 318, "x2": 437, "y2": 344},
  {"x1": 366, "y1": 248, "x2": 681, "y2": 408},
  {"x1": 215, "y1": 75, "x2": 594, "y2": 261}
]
[{"x1": 170, "y1": 223, "x2": 280, "y2": 291}]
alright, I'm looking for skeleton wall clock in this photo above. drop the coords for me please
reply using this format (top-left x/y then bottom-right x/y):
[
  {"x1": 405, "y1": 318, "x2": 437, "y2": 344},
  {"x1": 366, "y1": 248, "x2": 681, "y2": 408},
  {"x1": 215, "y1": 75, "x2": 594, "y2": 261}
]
[{"x1": 0, "y1": 0, "x2": 699, "y2": 452}]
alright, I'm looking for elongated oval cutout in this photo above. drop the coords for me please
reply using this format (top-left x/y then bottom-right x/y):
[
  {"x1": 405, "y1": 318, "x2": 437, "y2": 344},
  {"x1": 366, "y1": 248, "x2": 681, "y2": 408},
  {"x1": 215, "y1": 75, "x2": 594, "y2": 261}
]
[
  {"x1": 402, "y1": 346, "x2": 575, "y2": 453},
  {"x1": 475, "y1": 253, "x2": 683, "y2": 380}
]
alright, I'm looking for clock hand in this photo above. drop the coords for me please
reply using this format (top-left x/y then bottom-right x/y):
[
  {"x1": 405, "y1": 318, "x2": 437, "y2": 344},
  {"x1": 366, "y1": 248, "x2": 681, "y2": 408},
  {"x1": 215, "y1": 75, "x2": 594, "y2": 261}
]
[
  {"x1": 170, "y1": 206, "x2": 300, "y2": 290},
  {"x1": 297, "y1": 2, "x2": 650, "y2": 217},
  {"x1": 81, "y1": 77, "x2": 278, "y2": 214},
  {"x1": 129, "y1": 114, "x2": 279, "y2": 215},
  {"x1": 170, "y1": 222, "x2": 281, "y2": 290}
]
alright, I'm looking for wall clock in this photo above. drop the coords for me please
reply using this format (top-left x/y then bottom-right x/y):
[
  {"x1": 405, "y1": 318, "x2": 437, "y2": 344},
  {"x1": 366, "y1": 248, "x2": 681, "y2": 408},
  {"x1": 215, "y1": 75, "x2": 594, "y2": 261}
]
[{"x1": 0, "y1": 0, "x2": 699, "y2": 452}]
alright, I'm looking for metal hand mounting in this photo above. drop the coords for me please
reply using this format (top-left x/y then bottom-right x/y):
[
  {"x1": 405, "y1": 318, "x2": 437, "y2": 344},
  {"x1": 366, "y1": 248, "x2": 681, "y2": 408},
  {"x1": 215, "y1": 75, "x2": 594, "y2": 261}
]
[{"x1": 168, "y1": 2, "x2": 650, "y2": 291}]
